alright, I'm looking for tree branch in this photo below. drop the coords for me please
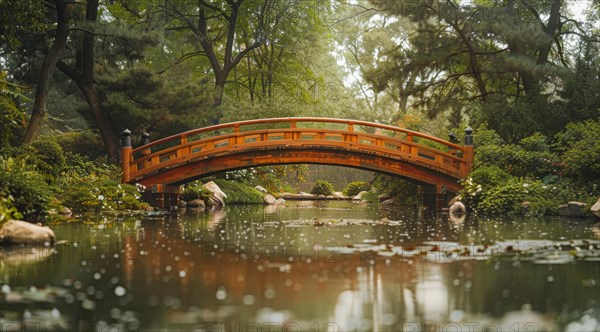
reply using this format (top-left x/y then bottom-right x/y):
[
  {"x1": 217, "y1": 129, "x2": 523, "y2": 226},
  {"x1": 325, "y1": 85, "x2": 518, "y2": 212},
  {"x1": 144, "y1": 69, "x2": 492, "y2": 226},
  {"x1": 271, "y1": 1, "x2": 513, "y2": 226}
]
[{"x1": 56, "y1": 60, "x2": 83, "y2": 86}]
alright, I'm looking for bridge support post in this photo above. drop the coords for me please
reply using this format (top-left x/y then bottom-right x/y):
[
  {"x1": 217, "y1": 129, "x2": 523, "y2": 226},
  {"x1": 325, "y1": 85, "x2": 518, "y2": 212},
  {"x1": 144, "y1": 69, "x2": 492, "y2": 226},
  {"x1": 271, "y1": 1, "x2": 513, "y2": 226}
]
[
  {"x1": 435, "y1": 185, "x2": 448, "y2": 210},
  {"x1": 121, "y1": 129, "x2": 132, "y2": 183},
  {"x1": 142, "y1": 184, "x2": 183, "y2": 210}
]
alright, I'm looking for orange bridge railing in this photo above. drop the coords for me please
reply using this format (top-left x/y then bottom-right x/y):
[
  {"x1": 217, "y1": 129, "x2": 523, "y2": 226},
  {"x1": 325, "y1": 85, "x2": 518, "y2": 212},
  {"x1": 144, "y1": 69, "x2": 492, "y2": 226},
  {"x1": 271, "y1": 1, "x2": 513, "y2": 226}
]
[{"x1": 120, "y1": 117, "x2": 474, "y2": 190}]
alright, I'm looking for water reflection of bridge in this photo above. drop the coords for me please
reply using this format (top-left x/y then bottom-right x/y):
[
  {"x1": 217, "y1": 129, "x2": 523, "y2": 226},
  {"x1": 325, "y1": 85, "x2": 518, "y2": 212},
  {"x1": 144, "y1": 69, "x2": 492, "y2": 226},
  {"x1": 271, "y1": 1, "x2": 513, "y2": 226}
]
[{"x1": 118, "y1": 210, "x2": 477, "y2": 330}]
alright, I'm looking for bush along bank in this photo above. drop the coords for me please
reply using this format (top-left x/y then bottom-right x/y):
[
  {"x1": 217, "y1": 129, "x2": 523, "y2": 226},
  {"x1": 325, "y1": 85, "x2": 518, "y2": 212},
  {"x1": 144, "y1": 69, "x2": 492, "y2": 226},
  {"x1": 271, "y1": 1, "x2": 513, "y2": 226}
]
[
  {"x1": 455, "y1": 121, "x2": 600, "y2": 218},
  {"x1": 180, "y1": 179, "x2": 286, "y2": 208},
  {"x1": 0, "y1": 141, "x2": 150, "y2": 226},
  {"x1": 0, "y1": 140, "x2": 153, "y2": 244}
]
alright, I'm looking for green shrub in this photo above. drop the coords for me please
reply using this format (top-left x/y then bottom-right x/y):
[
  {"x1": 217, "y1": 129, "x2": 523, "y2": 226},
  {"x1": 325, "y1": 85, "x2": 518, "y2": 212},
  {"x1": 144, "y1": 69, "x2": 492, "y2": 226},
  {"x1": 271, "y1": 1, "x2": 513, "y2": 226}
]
[
  {"x1": 59, "y1": 176, "x2": 148, "y2": 212},
  {"x1": 470, "y1": 166, "x2": 512, "y2": 189},
  {"x1": 369, "y1": 175, "x2": 420, "y2": 205},
  {"x1": 473, "y1": 125, "x2": 505, "y2": 147},
  {"x1": 26, "y1": 140, "x2": 66, "y2": 182},
  {"x1": 213, "y1": 179, "x2": 264, "y2": 204},
  {"x1": 554, "y1": 119, "x2": 600, "y2": 193},
  {"x1": 182, "y1": 180, "x2": 212, "y2": 202},
  {"x1": 310, "y1": 180, "x2": 334, "y2": 196},
  {"x1": 460, "y1": 170, "x2": 576, "y2": 216},
  {"x1": 361, "y1": 190, "x2": 379, "y2": 203},
  {"x1": 477, "y1": 178, "x2": 532, "y2": 214},
  {"x1": 0, "y1": 194, "x2": 22, "y2": 224},
  {"x1": 343, "y1": 181, "x2": 370, "y2": 197},
  {"x1": 58, "y1": 154, "x2": 148, "y2": 212},
  {"x1": 57, "y1": 130, "x2": 107, "y2": 160},
  {"x1": 0, "y1": 157, "x2": 53, "y2": 221},
  {"x1": 475, "y1": 134, "x2": 558, "y2": 178}
]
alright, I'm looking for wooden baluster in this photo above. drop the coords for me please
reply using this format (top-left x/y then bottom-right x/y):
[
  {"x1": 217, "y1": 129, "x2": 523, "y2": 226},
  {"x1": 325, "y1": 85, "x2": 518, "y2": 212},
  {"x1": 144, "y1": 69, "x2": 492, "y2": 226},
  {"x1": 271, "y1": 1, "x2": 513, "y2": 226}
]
[
  {"x1": 231, "y1": 125, "x2": 239, "y2": 147},
  {"x1": 177, "y1": 135, "x2": 187, "y2": 158},
  {"x1": 345, "y1": 123, "x2": 355, "y2": 145},
  {"x1": 288, "y1": 120, "x2": 296, "y2": 140}
]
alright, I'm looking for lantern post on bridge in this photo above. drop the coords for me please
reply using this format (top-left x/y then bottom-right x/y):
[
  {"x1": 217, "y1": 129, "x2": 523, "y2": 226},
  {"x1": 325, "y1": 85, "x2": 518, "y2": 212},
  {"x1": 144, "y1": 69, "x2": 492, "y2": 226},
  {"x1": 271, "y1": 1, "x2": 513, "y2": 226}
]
[
  {"x1": 464, "y1": 126, "x2": 474, "y2": 174},
  {"x1": 121, "y1": 129, "x2": 132, "y2": 183}
]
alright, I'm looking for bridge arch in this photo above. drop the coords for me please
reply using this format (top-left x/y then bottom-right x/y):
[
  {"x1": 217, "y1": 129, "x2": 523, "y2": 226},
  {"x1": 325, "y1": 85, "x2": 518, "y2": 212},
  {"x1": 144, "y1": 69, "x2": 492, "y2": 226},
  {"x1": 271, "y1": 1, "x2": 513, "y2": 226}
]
[{"x1": 120, "y1": 117, "x2": 473, "y2": 195}]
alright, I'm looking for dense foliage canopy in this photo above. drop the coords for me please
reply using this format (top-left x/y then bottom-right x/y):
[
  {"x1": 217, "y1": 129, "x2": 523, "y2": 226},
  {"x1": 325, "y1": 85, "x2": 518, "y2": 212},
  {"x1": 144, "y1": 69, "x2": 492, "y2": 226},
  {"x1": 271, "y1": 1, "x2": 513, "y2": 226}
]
[{"x1": 0, "y1": 0, "x2": 599, "y2": 218}]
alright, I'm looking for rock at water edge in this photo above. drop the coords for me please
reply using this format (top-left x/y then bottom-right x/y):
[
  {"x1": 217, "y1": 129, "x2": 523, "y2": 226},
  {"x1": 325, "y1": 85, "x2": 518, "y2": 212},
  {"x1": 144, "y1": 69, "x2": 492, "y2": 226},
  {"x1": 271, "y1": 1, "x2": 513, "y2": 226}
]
[
  {"x1": 590, "y1": 198, "x2": 600, "y2": 218},
  {"x1": 0, "y1": 220, "x2": 56, "y2": 245},
  {"x1": 263, "y1": 194, "x2": 277, "y2": 205},
  {"x1": 353, "y1": 191, "x2": 368, "y2": 200},
  {"x1": 202, "y1": 181, "x2": 227, "y2": 208},
  {"x1": 255, "y1": 186, "x2": 268, "y2": 194}
]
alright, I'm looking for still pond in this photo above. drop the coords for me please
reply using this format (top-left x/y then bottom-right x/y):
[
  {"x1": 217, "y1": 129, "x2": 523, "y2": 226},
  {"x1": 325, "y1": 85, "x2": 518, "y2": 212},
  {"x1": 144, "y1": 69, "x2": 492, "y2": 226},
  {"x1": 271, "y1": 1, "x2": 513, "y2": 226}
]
[{"x1": 1, "y1": 201, "x2": 599, "y2": 331}]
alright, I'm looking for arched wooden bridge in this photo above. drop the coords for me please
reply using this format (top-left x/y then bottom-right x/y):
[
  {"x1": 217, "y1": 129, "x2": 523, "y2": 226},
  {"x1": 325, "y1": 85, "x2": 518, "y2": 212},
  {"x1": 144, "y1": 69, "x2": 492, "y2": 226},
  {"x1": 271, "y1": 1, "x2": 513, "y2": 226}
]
[{"x1": 120, "y1": 117, "x2": 474, "y2": 206}]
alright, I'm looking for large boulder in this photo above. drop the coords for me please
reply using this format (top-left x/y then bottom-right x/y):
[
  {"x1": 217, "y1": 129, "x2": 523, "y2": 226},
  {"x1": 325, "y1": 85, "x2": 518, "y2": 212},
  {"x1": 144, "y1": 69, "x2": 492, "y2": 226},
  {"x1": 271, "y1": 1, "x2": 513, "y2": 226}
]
[
  {"x1": 332, "y1": 191, "x2": 345, "y2": 199},
  {"x1": 379, "y1": 199, "x2": 397, "y2": 210},
  {"x1": 275, "y1": 198, "x2": 286, "y2": 205},
  {"x1": 255, "y1": 186, "x2": 268, "y2": 194},
  {"x1": 60, "y1": 207, "x2": 72, "y2": 217},
  {"x1": 202, "y1": 181, "x2": 227, "y2": 208},
  {"x1": 558, "y1": 201, "x2": 588, "y2": 218},
  {"x1": 0, "y1": 220, "x2": 56, "y2": 245},
  {"x1": 591, "y1": 198, "x2": 600, "y2": 218},
  {"x1": 353, "y1": 191, "x2": 368, "y2": 200},
  {"x1": 263, "y1": 194, "x2": 277, "y2": 204}
]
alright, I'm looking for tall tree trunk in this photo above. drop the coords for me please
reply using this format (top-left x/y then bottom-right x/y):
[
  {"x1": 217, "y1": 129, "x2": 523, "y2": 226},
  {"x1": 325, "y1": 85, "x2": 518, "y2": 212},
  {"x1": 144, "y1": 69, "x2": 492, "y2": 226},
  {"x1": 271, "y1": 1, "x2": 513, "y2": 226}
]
[
  {"x1": 57, "y1": 0, "x2": 119, "y2": 159},
  {"x1": 536, "y1": 0, "x2": 562, "y2": 65},
  {"x1": 397, "y1": 73, "x2": 416, "y2": 116},
  {"x1": 192, "y1": 0, "x2": 266, "y2": 124},
  {"x1": 22, "y1": 0, "x2": 71, "y2": 143},
  {"x1": 212, "y1": 75, "x2": 226, "y2": 125},
  {"x1": 82, "y1": 0, "x2": 118, "y2": 158},
  {"x1": 80, "y1": 85, "x2": 119, "y2": 158}
]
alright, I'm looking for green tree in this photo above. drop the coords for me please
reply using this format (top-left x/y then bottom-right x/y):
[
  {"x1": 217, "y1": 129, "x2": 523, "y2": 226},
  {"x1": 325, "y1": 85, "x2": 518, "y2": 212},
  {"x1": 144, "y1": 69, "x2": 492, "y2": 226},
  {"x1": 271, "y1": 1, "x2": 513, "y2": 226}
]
[
  {"x1": 56, "y1": 0, "x2": 120, "y2": 158},
  {"x1": 22, "y1": 0, "x2": 73, "y2": 144},
  {"x1": 358, "y1": 0, "x2": 598, "y2": 140},
  {"x1": 0, "y1": 74, "x2": 28, "y2": 150}
]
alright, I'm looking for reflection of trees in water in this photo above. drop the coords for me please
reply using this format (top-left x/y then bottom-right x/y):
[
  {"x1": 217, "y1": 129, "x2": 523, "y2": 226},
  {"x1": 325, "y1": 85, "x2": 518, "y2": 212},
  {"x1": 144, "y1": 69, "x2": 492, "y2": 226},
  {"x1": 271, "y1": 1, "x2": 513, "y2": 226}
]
[
  {"x1": 118, "y1": 206, "x2": 598, "y2": 330},
  {"x1": 332, "y1": 260, "x2": 472, "y2": 330}
]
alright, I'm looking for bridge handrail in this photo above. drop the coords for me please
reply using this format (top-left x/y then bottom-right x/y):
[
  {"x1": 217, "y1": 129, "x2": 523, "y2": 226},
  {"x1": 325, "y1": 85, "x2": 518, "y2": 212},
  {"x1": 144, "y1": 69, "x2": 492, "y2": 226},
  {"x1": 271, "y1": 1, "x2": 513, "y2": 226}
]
[
  {"x1": 131, "y1": 117, "x2": 465, "y2": 154},
  {"x1": 130, "y1": 128, "x2": 466, "y2": 170},
  {"x1": 121, "y1": 117, "x2": 474, "y2": 186}
]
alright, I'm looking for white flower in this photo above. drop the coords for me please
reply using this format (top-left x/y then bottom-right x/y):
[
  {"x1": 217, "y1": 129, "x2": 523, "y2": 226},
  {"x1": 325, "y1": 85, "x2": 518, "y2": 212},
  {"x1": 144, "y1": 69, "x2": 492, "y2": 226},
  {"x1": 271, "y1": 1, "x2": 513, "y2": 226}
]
[
  {"x1": 98, "y1": 195, "x2": 105, "y2": 201},
  {"x1": 522, "y1": 183, "x2": 529, "y2": 188}
]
